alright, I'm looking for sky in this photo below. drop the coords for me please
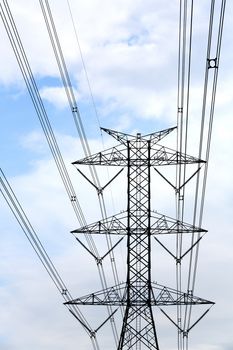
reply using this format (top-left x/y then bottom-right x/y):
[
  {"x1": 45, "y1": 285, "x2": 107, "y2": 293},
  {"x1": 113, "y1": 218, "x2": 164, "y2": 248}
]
[{"x1": 0, "y1": 0, "x2": 233, "y2": 349}]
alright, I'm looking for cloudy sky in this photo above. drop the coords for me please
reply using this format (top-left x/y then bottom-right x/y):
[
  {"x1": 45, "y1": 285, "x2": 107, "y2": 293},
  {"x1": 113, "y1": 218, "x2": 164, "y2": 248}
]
[{"x1": 0, "y1": 1, "x2": 233, "y2": 349}]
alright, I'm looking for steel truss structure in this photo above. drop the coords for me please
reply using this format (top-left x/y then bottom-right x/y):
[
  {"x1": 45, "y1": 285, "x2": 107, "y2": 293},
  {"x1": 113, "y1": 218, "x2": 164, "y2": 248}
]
[
  {"x1": 0, "y1": 0, "x2": 227, "y2": 348},
  {"x1": 67, "y1": 127, "x2": 213, "y2": 349}
]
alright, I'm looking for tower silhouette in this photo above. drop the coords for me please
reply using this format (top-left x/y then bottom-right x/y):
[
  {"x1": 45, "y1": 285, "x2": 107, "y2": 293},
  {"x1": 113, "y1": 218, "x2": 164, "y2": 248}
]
[{"x1": 67, "y1": 127, "x2": 213, "y2": 349}]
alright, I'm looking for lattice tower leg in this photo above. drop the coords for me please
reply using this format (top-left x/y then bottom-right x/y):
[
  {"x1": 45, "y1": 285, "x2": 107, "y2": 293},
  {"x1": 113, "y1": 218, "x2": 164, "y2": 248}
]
[{"x1": 117, "y1": 136, "x2": 159, "y2": 350}]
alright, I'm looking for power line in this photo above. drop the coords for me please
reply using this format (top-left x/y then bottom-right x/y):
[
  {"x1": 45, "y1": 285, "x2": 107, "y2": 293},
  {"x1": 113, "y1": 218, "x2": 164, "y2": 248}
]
[
  {"x1": 39, "y1": 0, "x2": 123, "y2": 343},
  {"x1": 176, "y1": 1, "x2": 195, "y2": 348},
  {"x1": 176, "y1": 0, "x2": 227, "y2": 344},
  {"x1": 0, "y1": 0, "x2": 99, "y2": 258},
  {"x1": 0, "y1": 168, "x2": 100, "y2": 350},
  {"x1": 66, "y1": 0, "x2": 101, "y2": 131},
  {"x1": 0, "y1": 1, "x2": 227, "y2": 349},
  {"x1": 185, "y1": 0, "x2": 226, "y2": 336}
]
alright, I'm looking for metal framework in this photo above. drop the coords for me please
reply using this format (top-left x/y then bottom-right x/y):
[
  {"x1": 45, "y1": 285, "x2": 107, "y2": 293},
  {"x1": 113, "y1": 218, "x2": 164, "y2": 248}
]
[{"x1": 67, "y1": 127, "x2": 213, "y2": 349}]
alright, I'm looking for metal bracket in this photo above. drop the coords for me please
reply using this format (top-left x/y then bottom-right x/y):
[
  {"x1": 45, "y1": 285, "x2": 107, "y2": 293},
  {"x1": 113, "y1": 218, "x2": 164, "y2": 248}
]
[
  {"x1": 75, "y1": 237, "x2": 99, "y2": 261},
  {"x1": 68, "y1": 308, "x2": 94, "y2": 336},
  {"x1": 94, "y1": 308, "x2": 118, "y2": 333},
  {"x1": 159, "y1": 308, "x2": 183, "y2": 332},
  {"x1": 75, "y1": 236, "x2": 125, "y2": 265},
  {"x1": 76, "y1": 167, "x2": 124, "y2": 195},
  {"x1": 72, "y1": 106, "x2": 78, "y2": 112},
  {"x1": 187, "y1": 307, "x2": 213, "y2": 333},
  {"x1": 207, "y1": 57, "x2": 218, "y2": 69},
  {"x1": 154, "y1": 165, "x2": 203, "y2": 192},
  {"x1": 154, "y1": 234, "x2": 205, "y2": 263}
]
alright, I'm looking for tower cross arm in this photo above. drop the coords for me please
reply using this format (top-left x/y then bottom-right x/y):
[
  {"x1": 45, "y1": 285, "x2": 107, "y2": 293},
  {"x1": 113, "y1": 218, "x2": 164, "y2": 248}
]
[
  {"x1": 150, "y1": 144, "x2": 206, "y2": 166},
  {"x1": 150, "y1": 211, "x2": 207, "y2": 235},
  {"x1": 64, "y1": 282, "x2": 214, "y2": 307},
  {"x1": 72, "y1": 144, "x2": 205, "y2": 168},
  {"x1": 71, "y1": 210, "x2": 207, "y2": 236},
  {"x1": 72, "y1": 144, "x2": 128, "y2": 166},
  {"x1": 151, "y1": 283, "x2": 215, "y2": 306},
  {"x1": 71, "y1": 211, "x2": 128, "y2": 235},
  {"x1": 101, "y1": 126, "x2": 177, "y2": 145},
  {"x1": 64, "y1": 283, "x2": 127, "y2": 306}
]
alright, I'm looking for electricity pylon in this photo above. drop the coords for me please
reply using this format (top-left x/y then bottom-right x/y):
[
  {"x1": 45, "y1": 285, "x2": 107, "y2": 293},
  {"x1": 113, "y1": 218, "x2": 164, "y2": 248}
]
[{"x1": 66, "y1": 127, "x2": 213, "y2": 349}]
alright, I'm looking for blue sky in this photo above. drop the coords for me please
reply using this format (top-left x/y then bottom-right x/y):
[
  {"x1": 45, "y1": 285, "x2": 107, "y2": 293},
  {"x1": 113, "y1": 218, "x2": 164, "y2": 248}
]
[{"x1": 0, "y1": 1, "x2": 233, "y2": 349}]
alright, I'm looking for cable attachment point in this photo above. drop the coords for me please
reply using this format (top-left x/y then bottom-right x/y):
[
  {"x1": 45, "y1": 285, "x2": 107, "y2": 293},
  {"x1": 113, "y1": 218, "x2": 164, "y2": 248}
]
[
  {"x1": 72, "y1": 106, "x2": 78, "y2": 112},
  {"x1": 96, "y1": 257, "x2": 103, "y2": 265},
  {"x1": 90, "y1": 331, "x2": 96, "y2": 338},
  {"x1": 97, "y1": 187, "x2": 103, "y2": 196},
  {"x1": 178, "y1": 194, "x2": 184, "y2": 201},
  {"x1": 71, "y1": 195, "x2": 76, "y2": 202},
  {"x1": 187, "y1": 289, "x2": 193, "y2": 296},
  {"x1": 207, "y1": 57, "x2": 218, "y2": 69}
]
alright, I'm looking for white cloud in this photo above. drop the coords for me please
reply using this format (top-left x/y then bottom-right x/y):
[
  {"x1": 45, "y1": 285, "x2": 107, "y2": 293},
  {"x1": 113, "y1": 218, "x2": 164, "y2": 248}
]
[
  {"x1": 0, "y1": 1, "x2": 233, "y2": 350},
  {"x1": 40, "y1": 86, "x2": 80, "y2": 109},
  {"x1": 19, "y1": 131, "x2": 48, "y2": 154}
]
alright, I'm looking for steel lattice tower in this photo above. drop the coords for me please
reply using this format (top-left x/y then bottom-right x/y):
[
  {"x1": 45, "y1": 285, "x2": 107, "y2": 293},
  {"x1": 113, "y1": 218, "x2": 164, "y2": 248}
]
[
  {"x1": 118, "y1": 132, "x2": 159, "y2": 349},
  {"x1": 67, "y1": 127, "x2": 213, "y2": 349}
]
